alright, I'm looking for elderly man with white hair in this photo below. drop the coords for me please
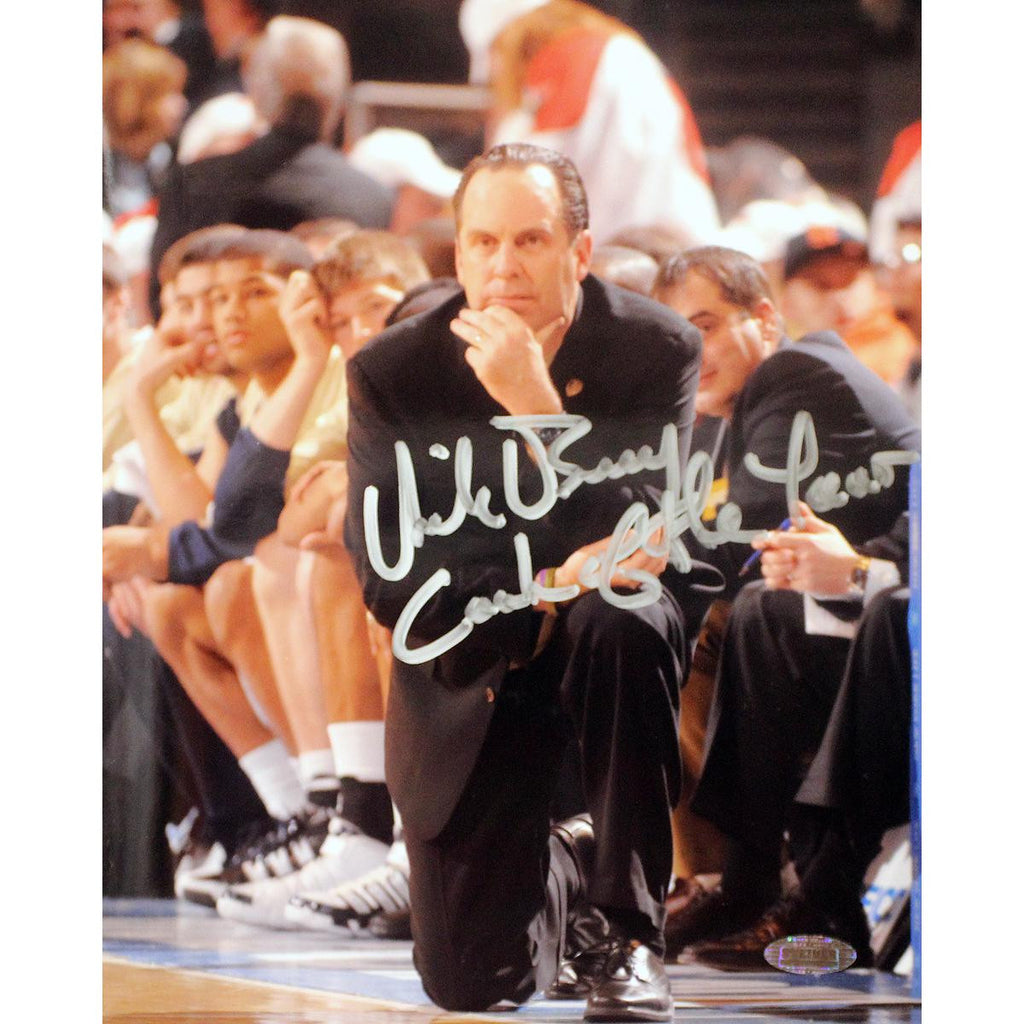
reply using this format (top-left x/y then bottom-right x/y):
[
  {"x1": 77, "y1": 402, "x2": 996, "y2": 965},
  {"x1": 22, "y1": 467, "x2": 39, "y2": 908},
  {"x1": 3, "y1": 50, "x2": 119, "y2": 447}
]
[{"x1": 149, "y1": 14, "x2": 394, "y2": 317}]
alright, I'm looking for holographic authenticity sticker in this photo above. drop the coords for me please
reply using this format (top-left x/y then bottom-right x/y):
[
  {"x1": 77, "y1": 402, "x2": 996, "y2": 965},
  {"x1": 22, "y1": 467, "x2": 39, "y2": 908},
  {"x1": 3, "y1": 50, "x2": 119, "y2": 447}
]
[{"x1": 763, "y1": 934, "x2": 858, "y2": 975}]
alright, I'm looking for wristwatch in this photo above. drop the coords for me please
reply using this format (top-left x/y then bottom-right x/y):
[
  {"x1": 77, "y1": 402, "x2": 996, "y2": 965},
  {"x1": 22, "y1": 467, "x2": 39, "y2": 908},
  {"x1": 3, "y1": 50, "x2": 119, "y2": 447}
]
[{"x1": 849, "y1": 555, "x2": 871, "y2": 594}]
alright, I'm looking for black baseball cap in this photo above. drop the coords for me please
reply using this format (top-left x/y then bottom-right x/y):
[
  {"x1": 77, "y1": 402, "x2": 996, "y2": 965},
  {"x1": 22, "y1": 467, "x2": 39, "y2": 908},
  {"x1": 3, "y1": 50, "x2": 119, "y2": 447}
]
[{"x1": 784, "y1": 226, "x2": 868, "y2": 280}]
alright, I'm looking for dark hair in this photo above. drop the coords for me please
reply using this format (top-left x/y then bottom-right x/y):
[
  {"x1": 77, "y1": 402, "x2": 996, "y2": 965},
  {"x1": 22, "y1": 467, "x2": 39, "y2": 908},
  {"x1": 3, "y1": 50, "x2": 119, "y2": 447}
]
[
  {"x1": 452, "y1": 143, "x2": 588, "y2": 237},
  {"x1": 211, "y1": 228, "x2": 314, "y2": 277},
  {"x1": 654, "y1": 245, "x2": 774, "y2": 310},
  {"x1": 157, "y1": 224, "x2": 247, "y2": 285}
]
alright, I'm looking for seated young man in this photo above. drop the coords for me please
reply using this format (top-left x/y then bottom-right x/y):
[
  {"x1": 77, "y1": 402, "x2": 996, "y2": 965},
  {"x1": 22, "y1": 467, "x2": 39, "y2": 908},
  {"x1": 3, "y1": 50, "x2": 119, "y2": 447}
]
[
  {"x1": 103, "y1": 227, "x2": 358, "y2": 897},
  {"x1": 778, "y1": 223, "x2": 918, "y2": 387},
  {"x1": 261, "y1": 265, "x2": 464, "y2": 939},
  {"x1": 103, "y1": 231, "x2": 244, "y2": 513},
  {"x1": 104, "y1": 226, "x2": 249, "y2": 523},
  {"x1": 108, "y1": 231, "x2": 432, "y2": 928},
  {"x1": 103, "y1": 242, "x2": 181, "y2": 484},
  {"x1": 105, "y1": 224, "x2": 276, "y2": 889},
  {"x1": 205, "y1": 230, "x2": 433, "y2": 930}
]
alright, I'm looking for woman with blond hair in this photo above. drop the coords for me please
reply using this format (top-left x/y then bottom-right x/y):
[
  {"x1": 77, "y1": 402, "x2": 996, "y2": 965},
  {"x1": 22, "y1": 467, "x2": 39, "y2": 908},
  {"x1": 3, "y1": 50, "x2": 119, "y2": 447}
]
[{"x1": 103, "y1": 38, "x2": 188, "y2": 217}]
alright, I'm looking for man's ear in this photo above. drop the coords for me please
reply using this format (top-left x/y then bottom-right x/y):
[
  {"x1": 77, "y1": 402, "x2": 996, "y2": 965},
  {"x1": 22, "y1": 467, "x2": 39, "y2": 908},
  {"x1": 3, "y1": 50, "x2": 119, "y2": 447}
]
[
  {"x1": 453, "y1": 239, "x2": 464, "y2": 286},
  {"x1": 753, "y1": 297, "x2": 782, "y2": 354},
  {"x1": 573, "y1": 229, "x2": 594, "y2": 281}
]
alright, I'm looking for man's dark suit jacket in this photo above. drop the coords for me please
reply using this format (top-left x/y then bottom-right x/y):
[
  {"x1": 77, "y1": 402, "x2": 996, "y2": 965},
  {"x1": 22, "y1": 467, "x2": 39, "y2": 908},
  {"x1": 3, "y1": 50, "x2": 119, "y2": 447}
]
[
  {"x1": 343, "y1": 275, "x2": 703, "y2": 839},
  {"x1": 695, "y1": 331, "x2": 922, "y2": 595}
]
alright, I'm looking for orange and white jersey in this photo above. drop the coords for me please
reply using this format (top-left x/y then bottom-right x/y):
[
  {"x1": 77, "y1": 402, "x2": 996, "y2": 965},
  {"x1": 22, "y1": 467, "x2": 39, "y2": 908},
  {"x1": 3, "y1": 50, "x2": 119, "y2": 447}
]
[
  {"x1": 493, "y1": 28, "x2": 721, "y2": 244},
  {"x1": 869, "y1": 120, "x2": 921, "y2": 263}
]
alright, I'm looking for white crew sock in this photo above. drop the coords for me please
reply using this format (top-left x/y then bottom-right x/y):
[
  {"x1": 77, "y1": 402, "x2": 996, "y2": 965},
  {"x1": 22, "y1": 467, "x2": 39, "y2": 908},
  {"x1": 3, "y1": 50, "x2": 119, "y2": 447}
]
[
  {"x1": 238, "y1": 739, "x2": 306, "y2": 821},
  {"x1": 327, "y1": 721, "x2": 386, "y2": 782},
  {"x1": 299, "y1": 748, "x2": 340, "y2": 808},
  {"x1": 298, "y1": 748, "x2": 337, "y2": 788}
]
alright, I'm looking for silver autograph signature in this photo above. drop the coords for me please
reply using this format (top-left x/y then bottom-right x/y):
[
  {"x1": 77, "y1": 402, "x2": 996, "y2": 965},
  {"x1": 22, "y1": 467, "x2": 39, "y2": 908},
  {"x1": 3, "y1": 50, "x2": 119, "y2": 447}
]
[{"x1": 362, "y1": 411, "x2": 919, "y2": 664}]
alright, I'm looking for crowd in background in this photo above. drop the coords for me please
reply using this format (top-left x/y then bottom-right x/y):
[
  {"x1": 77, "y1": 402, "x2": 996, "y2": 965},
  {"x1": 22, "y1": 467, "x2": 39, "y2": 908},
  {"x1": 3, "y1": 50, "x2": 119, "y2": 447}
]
[{"x1": 101, "y1": 0, "x2": 922, "y2": 981}]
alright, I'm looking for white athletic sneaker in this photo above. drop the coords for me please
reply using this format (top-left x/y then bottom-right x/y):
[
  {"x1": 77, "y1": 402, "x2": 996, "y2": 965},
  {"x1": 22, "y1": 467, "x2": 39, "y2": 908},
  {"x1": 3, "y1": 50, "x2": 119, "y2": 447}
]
[
  {"x1": 284, "y1": 840, "x2": 411, "y2": 932},
  {"x1": 215, "y1": 819, "x2": 389, "y2": 929},
  {"x1": 179, "y1": 809, "x2": 332, "y2": 909},
  {"x1": 173, "y1": 841, "x2": 228, "y2": 902}
]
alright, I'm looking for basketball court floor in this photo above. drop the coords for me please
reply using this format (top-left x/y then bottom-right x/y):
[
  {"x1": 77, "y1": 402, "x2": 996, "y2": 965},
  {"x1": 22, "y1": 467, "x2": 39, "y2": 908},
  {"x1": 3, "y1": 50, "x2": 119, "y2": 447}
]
[{"x1": 103, "y1": 898, "x2": 920, "y2": 1023}]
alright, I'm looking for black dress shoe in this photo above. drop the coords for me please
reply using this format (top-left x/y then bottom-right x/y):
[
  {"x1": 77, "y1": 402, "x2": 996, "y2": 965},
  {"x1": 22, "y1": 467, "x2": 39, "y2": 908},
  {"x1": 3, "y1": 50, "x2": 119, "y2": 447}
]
[
  {"x1": 546, "y1": 815, "x2": 614, "y2": 999},
  {"x1": 664, "y1": 885, "x2": 767, "y2": 960},
  {"x1": 690, "y1": 893, "x2": 874, "y2": 971},
  {"x1": 584, "y1": 938, "x2": 674, "y2": 1022},
  {"x1": 547, "y1": 936, "x2": 614, "y2": 999}
]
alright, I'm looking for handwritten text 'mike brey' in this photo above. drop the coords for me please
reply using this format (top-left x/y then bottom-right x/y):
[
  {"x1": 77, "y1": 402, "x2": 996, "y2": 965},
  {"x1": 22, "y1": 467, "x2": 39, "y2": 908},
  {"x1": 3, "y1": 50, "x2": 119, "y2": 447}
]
[{"x1": 360, "y1": 412, "x2": 919, "y2": 664}]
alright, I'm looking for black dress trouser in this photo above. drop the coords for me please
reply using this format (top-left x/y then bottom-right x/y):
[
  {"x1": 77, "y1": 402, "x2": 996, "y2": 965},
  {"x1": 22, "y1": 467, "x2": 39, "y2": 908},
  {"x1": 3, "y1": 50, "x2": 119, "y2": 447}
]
[
  {"x1": 405, "y1": 589, "x2": 687, "y2": 1012},
  {"x1": 690, "y1": 584, "x2": 852, "y2": 861},
  {"x1": 796, "y1": 587, "x2": 912, "y2": 866}
]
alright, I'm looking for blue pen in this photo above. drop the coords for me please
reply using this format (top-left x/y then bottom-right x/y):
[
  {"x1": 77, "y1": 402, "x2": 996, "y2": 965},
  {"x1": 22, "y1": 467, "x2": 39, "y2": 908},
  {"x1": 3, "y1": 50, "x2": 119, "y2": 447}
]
[{"x1": 738, "y1": 517, "x2": 791, "y2": 576}]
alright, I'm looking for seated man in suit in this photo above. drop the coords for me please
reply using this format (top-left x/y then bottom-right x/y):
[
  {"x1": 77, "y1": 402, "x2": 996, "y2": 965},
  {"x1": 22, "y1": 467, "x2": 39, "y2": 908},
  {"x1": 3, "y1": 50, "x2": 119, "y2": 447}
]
[
  {"x1": 653, "y1": 245, "x2": 920, "y2": 599},
  {"x1": 344, "y1": 143, "x2": 703, "y2": 1022},
  {"x1": 651, "y1": 246, "x2": 920, "y2": 953},
  {"x1": 673, "y1": 504, "x2": 914, "y2": 968}
]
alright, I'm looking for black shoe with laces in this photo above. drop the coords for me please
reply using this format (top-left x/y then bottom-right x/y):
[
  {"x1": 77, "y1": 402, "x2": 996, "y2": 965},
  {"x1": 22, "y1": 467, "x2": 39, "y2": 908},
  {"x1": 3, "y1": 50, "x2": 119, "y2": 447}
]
[
  {"x1": 548, "y1": 930, "x2": 614, "y2": 999},
  {"x1": 584, "y1": 937, "x2": 674, "y2": 1022},
  {"x1": 179, "y1": 806, "x2": 335, "y2": 908}
]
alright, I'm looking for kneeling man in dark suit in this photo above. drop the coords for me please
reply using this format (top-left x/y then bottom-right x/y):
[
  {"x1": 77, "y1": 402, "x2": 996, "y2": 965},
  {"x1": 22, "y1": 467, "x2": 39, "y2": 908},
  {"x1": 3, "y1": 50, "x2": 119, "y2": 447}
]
[{"x1": 344, "y1": 143, "x2": 704, "y2": 1021}]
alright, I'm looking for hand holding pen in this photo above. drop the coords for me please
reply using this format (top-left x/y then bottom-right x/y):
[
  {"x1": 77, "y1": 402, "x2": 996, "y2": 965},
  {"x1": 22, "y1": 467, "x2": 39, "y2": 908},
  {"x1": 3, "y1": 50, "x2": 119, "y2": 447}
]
[
  {"x1": 744, "y1": 502, "x2": 862, "y2": 593},
  {"x1": 738, "y1": 517, "x2": 791, "y2": 576}
]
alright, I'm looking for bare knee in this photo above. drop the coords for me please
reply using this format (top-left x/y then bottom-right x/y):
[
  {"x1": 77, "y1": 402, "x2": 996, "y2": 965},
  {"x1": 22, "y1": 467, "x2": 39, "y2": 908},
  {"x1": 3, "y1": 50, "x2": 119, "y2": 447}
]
[
  {"x1": 251, "y1": 534, "x2": 300, "y2": 611},
  {"x1": 143, "y1": 583, "x2": 200, "y2": 652},
  {"x1": 204, "y1": 559, "x2": 254, "y2": 644}
]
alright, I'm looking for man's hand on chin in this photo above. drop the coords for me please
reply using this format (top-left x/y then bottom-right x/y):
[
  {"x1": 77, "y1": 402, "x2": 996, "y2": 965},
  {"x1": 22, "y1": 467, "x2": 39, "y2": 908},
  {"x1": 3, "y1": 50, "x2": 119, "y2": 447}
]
[{"x1": 449, "y1": 305, "x2": 566, "y2": 416}]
